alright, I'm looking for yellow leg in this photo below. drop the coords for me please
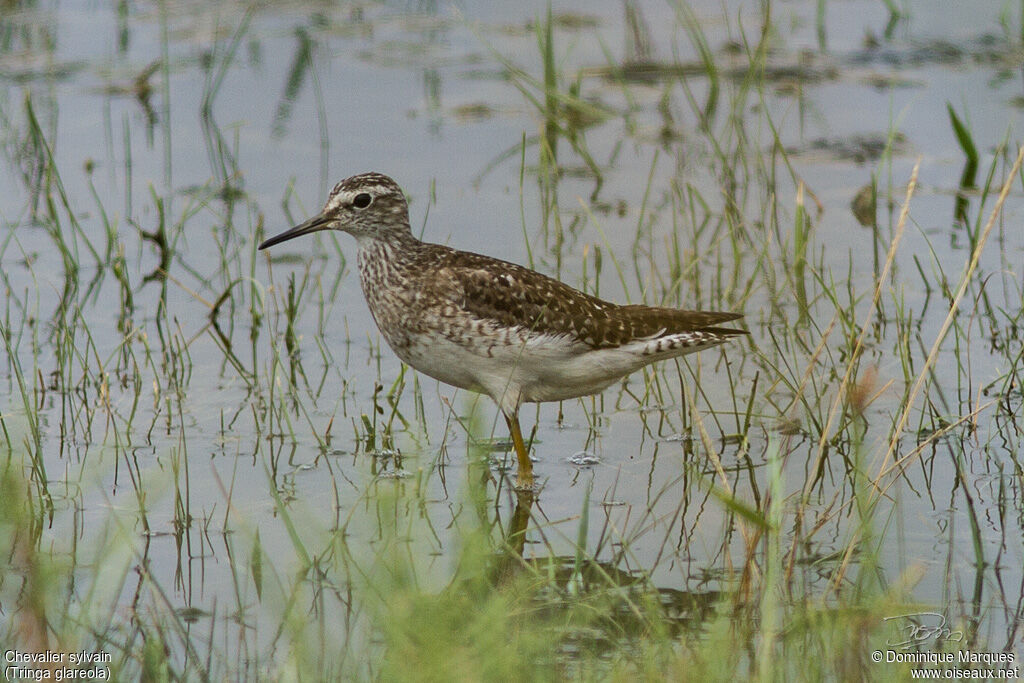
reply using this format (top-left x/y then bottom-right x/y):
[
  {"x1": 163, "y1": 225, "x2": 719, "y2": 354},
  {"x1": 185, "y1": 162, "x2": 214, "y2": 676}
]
[{"x1": 504, "y1": 412, "x2": 534, "y2": 489}]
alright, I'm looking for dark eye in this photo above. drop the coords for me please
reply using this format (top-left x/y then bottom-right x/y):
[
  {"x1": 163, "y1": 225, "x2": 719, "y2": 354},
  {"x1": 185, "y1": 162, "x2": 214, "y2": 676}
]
[{"x1": 352, "y1": 193, "x2": 372, "y2": 209}]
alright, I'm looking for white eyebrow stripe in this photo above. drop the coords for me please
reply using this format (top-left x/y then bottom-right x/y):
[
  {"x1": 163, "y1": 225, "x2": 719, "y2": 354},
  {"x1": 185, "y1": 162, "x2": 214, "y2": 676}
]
[
  {"x1": 334, "y1": 184, "x2": 388, "y2": 198},
  {"x1": 325, "y1": 186, "x2": 387, "y2": 212}
]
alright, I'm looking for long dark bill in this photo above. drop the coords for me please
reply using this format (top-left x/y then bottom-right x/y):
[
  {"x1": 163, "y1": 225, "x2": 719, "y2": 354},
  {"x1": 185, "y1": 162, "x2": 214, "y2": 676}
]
[{"x1": 258, "y1": 213, "x2": 332, "y2": 250}]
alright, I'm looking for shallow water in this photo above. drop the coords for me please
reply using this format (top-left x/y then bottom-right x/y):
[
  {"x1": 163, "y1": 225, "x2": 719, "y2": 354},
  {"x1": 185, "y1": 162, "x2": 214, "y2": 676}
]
[{"x1": 1, "y1": 0, "x2": 1022, "y2": 675}]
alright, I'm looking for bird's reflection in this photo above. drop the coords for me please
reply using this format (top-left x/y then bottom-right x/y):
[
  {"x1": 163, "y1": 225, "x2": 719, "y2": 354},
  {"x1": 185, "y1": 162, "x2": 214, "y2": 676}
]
[{"x1": 490, "y1": 489, "x2": 534, "y2": 585}]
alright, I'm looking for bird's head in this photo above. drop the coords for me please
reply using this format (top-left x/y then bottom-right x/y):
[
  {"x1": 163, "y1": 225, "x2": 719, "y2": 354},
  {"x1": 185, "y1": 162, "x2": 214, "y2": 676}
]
[{"x1": 259, "y1": 172, "x2": 412, "y2": 250}]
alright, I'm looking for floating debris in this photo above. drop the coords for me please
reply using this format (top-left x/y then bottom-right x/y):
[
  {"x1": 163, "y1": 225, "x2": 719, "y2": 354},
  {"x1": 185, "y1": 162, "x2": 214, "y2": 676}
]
[
  {"x1": 663, "y1": 433, "x2": 695, "y2": 443},
  {"x1": 568, "y1": 451, "x2": 600, "y2": 466},
  {"x1": 787, "y1": 132, "x2": 909, "y2": 164},
  {"x1": 376, "y1": 470, "x2": 411, "y2": 480}
]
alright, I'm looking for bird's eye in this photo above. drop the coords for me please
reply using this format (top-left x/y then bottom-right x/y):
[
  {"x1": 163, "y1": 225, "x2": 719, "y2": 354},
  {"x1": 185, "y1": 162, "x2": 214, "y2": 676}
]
[{"x1": 352, "y1": 193, "x2": 372, "y2": 209}]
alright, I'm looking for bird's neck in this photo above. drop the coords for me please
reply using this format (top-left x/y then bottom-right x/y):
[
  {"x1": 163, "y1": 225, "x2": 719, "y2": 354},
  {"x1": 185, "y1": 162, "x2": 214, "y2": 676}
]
[
  {"x1": 352, "y1": 223, "x2": 418, "y2": 250},
  {"x1": 355, "y1": 234, "x2": 427, "y2": 343},
  {"x1": 356, "y1": 233, "x2": 419, "y2": 287}
]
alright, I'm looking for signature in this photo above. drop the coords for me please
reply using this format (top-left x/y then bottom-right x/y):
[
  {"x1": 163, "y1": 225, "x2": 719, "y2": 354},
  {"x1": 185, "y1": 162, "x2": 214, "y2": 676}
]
[{"x1": 884, "y1": 612, "x2": 965, "y2": 649}]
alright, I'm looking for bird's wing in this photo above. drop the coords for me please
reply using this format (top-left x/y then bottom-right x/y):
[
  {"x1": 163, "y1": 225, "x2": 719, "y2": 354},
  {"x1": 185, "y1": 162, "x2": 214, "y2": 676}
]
[{"x1": 432, "y1": 250, "x2": 745, "y2": 350}]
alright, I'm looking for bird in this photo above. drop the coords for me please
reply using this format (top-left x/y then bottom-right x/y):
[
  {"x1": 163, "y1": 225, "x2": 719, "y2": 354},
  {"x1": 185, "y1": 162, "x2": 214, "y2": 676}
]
[{"x1": 259, "y1": 173, "x2": 746, "y2": 490}]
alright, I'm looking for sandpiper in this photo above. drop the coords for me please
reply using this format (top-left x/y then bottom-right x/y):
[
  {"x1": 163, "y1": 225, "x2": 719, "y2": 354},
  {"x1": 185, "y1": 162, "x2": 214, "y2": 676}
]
[{"x1": 259, "y1": 173, "x2": 746, "y2": 489}]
